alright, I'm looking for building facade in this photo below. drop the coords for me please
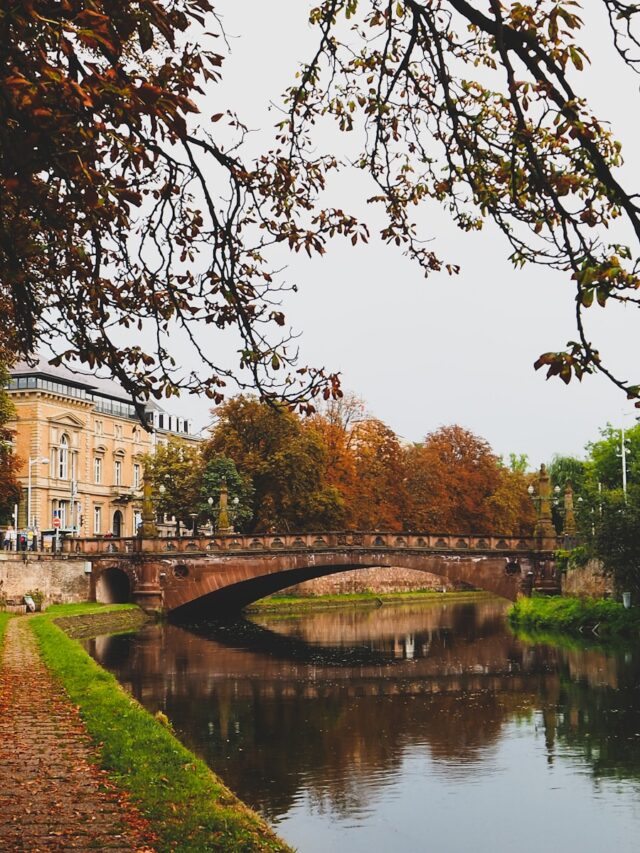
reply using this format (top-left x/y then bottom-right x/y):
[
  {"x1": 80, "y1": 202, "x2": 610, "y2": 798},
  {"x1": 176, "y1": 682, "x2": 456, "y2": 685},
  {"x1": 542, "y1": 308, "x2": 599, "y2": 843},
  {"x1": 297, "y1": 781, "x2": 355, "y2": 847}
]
[{"x1": 7, "y1": 360, "x2": 200, "y2": 537}]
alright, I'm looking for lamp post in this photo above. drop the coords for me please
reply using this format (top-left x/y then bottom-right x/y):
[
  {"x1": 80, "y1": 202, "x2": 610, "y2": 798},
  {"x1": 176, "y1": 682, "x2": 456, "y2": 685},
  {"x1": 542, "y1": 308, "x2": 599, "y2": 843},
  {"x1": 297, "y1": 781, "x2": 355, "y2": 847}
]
[
  {"x1": 207, "y1": 496, "x2": 214, "y2": 533},
  {"x1": 616, "y1": 425, "x2": 631, "y2": 501},
  {"x1": 28, "y1": 456, "x2": 49, "y2": 529}
]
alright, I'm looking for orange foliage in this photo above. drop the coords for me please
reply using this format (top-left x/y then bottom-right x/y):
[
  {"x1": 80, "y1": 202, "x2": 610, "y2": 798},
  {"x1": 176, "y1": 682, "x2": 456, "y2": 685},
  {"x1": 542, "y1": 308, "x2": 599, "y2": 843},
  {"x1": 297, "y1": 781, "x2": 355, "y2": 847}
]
[{"x1": 403, "y1": 426, "x2": 534, "y2": 535}]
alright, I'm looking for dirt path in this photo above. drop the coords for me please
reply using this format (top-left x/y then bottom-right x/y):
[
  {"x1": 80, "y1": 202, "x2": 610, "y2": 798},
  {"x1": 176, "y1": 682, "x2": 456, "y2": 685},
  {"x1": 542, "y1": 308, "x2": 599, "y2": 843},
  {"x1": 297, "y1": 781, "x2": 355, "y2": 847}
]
[{"x1": 0, "y1": 617, "x2": 156, "y2": 852}]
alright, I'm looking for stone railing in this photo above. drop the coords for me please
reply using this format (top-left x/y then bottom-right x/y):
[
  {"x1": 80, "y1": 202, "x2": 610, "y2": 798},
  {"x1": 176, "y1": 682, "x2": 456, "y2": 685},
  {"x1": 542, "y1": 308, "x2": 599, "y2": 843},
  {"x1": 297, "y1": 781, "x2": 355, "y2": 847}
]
[{"x1": 63, "y1": 531, "x2": 558, "y2": 556}]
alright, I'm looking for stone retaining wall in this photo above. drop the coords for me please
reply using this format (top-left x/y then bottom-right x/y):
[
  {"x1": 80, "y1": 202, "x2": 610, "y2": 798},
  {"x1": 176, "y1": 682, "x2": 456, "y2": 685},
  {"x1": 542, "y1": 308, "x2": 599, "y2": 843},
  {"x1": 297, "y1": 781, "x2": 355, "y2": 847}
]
[
  {"x1": 563, "y1": 558, "x2": 612, "y2": 598},
  {"x1": 0, "y1": 554, "x2": 90, "y2": 608},
  {"x1": 283, "y1": 567, "x2": 460, "y2": 596}
]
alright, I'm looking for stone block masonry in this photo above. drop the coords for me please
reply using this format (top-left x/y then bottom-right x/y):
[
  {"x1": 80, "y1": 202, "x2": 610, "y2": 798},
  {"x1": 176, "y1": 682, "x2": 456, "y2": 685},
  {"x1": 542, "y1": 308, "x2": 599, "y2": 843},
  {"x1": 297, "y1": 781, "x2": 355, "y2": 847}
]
[
  {"x1": 0, "y1": 553, "x2": 90, "y2": 607},
  {"x1": 563, "y1": 558, "x2": 613, "y2": 599},
  {"x1": 283, "y1": 567, "x2": 460, "y2": 596}
]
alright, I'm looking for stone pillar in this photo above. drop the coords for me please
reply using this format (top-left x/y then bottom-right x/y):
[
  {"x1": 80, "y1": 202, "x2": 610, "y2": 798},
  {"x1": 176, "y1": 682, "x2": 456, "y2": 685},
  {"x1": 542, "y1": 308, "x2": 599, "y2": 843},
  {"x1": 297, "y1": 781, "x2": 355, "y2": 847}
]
[
  {"x1": 138, "y1": 480, "x2": 158, "y2": 538},
  {"x1": 217, "y1": 478, "x2": 234, "y2": 535},
  {"x1": 563, "y1": 481, "x2": 576, "y2": 537},
  {"x1": 561, "y1": 480, "x2": 577, "y2": 549},
  {"x1": 534, "y1": 464, "x2": 557, "y2": 550},
  {"x1": 131, "y1": 559, "x2": 164, "y2": 614}
]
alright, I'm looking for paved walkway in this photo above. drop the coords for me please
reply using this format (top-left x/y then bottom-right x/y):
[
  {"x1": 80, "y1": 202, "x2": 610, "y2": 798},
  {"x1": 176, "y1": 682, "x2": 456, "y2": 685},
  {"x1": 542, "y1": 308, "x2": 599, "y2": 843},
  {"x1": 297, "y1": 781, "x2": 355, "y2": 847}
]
[{"x1": 0, "y1": 617, "x2": 156, "y2": 852}]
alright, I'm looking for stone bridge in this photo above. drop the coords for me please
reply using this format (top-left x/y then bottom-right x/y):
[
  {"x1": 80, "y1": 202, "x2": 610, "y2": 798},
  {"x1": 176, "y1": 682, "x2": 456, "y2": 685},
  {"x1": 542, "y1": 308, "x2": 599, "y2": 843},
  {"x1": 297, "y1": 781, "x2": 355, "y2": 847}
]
[{"x1": 63, "y1": 531, "x2": 560, "y2": 618}]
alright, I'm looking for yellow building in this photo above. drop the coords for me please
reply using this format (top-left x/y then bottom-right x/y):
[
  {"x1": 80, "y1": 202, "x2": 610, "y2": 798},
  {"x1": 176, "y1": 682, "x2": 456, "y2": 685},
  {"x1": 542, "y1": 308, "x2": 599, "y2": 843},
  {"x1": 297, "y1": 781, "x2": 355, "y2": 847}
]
[{"x1": 7, "y1": 359, "x2": 200, "y2": 537}]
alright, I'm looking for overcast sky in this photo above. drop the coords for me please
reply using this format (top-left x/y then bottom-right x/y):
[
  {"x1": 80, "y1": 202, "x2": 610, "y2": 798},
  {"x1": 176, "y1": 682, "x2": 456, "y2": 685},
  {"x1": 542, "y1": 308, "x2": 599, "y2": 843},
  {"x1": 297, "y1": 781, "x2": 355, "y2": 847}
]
[{"x1": 147, "y1": 3, "x2": 640, "y2": 466}]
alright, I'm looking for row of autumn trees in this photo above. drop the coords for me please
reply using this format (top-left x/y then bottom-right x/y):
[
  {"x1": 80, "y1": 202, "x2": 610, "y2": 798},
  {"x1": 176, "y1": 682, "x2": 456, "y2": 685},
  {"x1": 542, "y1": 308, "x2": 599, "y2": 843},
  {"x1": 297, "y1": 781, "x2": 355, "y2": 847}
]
[{"x1": 146, "y1": 395, "x2": 536, "y2": 535}]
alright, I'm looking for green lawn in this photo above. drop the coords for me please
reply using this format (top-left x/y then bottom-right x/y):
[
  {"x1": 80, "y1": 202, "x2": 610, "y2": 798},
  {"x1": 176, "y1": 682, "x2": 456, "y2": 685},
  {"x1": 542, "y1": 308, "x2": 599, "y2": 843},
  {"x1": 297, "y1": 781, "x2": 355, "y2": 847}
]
[{"x1": 0, "y1": 611, "x2": 10, "y2": 656}]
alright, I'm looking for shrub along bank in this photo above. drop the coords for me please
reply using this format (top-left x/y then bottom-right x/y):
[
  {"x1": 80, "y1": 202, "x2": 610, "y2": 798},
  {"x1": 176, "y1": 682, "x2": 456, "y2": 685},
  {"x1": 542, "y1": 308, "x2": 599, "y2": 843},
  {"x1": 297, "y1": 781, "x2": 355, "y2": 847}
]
[
  {"x1": 508, "y1": 596, "x2": 640, "y2": 639},
  {"x1": 30, "y1": 605, "x2": 292, "y2": 853}
]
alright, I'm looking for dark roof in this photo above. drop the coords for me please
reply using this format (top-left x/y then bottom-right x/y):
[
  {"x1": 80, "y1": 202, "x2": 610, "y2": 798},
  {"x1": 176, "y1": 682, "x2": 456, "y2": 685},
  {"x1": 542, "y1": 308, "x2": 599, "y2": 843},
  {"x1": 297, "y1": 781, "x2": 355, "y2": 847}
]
[{"x1": 10, "y1": 357, "x2": 163, "y2": 409}]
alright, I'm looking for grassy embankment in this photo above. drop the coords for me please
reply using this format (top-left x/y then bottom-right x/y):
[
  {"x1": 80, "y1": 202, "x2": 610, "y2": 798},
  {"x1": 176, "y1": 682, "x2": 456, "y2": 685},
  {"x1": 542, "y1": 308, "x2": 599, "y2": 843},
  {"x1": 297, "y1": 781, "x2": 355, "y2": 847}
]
[
  {"x1": 509, "y1": 595, "x2": 640, "y2": 639},
  {"x1": 30, "y1": 603, "x2": 292, "y2": 853},
  {"x1": 245, "y1": 589, "x2": 491, "y2": 613},
  {"x1": 0, "y1": 610, "x2": 10, "y2": 654}
]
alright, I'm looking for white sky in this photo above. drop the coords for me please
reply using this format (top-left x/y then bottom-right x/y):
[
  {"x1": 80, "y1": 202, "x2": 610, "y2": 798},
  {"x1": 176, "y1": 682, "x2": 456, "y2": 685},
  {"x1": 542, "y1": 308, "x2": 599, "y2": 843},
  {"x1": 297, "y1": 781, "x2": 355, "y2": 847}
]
[{"x1": 151, "y1": 2, "x2": 640, "y2": 465}]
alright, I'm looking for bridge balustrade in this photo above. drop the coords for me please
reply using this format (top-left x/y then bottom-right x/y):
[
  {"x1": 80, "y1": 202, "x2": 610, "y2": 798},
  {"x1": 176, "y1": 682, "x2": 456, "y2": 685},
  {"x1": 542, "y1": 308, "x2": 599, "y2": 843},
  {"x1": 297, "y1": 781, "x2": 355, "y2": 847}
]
[{"x1": 62, "y1": 531, "x2": 550, "y2": 556}]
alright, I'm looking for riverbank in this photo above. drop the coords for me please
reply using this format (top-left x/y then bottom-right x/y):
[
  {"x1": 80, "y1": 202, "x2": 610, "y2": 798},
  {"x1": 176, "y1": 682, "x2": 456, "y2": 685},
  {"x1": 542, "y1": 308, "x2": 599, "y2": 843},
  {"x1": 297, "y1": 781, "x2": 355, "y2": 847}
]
[
  {"x1": 25, "y1": 604, "x2": 293, "y2": 853},
  {"x1": 244, "y1": 589, "x2": 492, "y2": 613},
  {"x1": 0, "y1": 611, "x2": 9, "y2": 651},
  {"x1": 508, "y1": 596, "x2": 640, "y2": 639}
]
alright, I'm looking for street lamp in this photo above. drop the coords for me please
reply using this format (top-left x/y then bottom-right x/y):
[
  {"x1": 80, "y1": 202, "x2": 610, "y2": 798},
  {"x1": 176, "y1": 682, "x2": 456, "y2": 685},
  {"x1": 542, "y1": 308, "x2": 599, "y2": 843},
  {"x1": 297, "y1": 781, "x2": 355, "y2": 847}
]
[
  {"x1": 616, "y1": 425, "x2": 631, "y2": 500},
  {"x1": 207, "y1": 496, "x2": 214, "y2": 533},
  {"x1": 28, "y1": 456, "x2": 49, "y2": 529}
]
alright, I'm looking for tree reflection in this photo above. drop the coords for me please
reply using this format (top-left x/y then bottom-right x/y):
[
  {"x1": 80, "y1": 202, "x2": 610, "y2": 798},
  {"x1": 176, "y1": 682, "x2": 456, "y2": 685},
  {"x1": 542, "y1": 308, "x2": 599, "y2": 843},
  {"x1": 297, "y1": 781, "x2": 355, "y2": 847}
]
[{"x1": 86, "y1": 603, "x2": 640, "y2": 821}]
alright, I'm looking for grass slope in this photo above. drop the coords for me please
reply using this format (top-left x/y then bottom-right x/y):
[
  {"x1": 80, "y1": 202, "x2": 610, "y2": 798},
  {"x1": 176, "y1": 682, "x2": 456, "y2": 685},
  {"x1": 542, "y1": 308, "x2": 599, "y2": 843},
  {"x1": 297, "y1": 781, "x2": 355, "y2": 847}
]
[
  {"x1": 31, "y1": 605, "x2": 292, "y2": 853},
  {"x1": 245, "y1": 589, "x2": 491, "y2": 613},
  {"x1": 0, "y1": 611, "x2": 10, "y2": 656},
  {"x1": 509, "y1": 596, "x2": 640, "y2": 639}
]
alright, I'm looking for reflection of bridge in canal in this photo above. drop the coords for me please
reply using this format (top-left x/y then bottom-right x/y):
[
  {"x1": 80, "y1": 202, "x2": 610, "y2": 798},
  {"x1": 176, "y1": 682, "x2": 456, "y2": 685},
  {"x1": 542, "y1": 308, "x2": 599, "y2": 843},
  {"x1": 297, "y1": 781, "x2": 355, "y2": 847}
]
[
  {"x1": 87, "y1": 600, "x2": 637, "y2": 821},
  {"x1": 93, "y1": 601, "x2": 562, "y2": 700}
]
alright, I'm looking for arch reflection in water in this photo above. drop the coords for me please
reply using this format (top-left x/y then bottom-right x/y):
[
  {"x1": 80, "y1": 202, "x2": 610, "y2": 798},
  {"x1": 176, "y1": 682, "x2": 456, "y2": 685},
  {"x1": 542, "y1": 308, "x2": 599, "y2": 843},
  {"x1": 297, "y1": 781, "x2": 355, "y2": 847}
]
[{"x1": 86, "y1": 600, "x2": 640, "y2": 853}]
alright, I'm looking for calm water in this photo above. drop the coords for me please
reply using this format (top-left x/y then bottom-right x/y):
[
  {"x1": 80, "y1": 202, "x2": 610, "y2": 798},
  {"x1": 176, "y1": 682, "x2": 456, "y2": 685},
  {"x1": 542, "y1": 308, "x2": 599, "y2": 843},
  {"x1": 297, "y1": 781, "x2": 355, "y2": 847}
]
[{"x1": 86, "y1": 600, "x2": 640, "y2": 852}]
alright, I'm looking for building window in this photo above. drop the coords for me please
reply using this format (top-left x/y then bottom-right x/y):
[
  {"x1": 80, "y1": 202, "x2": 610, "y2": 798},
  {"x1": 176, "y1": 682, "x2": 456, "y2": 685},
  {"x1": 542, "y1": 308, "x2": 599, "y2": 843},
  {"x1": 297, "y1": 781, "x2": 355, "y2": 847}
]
[
  {"x1": 94, "y1": 456, "x2": 102, "y2": 485},
  {"x1": 133, "y1": 464, "x2": 141, "y2": 489},
  {"x1": 95, "y1": 420, "x2": 103, "y2": 436},
  {"x1": 114, "y1": 460, "x2": 122, "y2": 486},
  {"x1": 52, "y1": 500, "x2": 68, "y2": 528},
  {"x1": 58, "y1": 434, "x2": 69, "y2": 480},
  {"x1": 94, "y1": 505, "x2": 102, "y2": 535}
]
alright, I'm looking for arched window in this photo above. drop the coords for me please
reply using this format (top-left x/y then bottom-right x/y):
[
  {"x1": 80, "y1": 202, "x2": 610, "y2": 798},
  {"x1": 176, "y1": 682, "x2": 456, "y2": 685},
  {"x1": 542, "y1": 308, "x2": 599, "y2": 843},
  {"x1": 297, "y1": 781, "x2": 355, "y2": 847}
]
[{"x1": 58, "y1": 434, "x2": 69, "y2": 480}]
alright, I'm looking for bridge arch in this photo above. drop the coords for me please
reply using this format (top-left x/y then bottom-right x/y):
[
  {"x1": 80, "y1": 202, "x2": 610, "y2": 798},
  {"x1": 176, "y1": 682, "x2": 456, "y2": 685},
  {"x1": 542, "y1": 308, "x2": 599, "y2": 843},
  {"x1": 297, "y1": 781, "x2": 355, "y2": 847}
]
[
  {"x1": 163, "y1": 550, "x2": 534, "y2": 620},
  {"x1": 95, "y1": 566, "x2": 132, "y2": 604}
]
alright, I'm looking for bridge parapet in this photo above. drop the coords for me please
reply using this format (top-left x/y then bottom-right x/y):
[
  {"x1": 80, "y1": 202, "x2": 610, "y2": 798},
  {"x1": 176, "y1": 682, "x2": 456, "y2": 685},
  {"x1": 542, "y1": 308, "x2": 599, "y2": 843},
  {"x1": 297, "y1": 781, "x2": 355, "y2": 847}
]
[{"x1": 63, "y1": 530, "x2": 559, "y2": 557}]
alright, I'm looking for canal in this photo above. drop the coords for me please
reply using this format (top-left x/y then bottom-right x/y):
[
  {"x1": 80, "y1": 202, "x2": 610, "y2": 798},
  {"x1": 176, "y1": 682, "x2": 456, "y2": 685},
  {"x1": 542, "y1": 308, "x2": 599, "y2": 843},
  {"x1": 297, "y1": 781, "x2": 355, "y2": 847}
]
[{"x1": 86, "y1": 598, "x2": 640, "y2": 852}]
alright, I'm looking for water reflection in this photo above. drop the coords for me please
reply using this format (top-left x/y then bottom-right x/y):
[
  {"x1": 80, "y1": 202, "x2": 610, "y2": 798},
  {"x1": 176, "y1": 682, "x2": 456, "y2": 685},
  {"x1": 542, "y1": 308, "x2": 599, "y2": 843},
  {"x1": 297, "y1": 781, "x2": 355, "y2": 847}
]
[{"x1": 87, "y1": 600, "x2": 640, "y2": 852}]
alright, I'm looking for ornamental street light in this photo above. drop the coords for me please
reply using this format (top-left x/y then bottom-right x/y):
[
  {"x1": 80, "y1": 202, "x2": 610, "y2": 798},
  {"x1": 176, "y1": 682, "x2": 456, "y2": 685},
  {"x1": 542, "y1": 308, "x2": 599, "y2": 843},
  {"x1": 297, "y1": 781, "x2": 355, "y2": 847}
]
[{"x1": 28, "y1": 456, "x2": 49, "y2": 530}]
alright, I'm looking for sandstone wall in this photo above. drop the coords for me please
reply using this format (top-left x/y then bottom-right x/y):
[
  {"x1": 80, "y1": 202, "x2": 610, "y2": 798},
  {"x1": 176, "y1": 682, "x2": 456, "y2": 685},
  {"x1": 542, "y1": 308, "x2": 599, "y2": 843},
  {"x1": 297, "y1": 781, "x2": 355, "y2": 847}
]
[
  {"x1": 563, "y1": 558, "x2": 612, "y2": 598},
  {"x1": 282, "y1": 567, "x2": 460, "y2": 596},
  {"x1": 0, "y1": 554, "x2": 90, "y2": 607}
]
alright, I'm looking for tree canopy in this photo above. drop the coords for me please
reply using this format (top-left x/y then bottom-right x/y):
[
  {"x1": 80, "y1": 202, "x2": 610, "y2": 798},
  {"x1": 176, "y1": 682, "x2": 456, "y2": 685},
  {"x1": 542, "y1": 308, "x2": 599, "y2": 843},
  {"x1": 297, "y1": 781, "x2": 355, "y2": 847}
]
[
  {"x1": 0, "y1": 361, "x2": 22, "y2": 521},
  {"x1": 2, "y1": 2, "x2": 640, "y2": 410},
  {"x1": 203, "y1": 396, "x2": 534, "y2": 534}
]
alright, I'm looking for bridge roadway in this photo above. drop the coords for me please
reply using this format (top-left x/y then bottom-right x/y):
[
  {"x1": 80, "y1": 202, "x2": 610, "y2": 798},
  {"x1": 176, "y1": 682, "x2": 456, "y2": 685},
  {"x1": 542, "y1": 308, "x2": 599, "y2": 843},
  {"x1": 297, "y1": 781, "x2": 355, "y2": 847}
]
[{"x1": 64, "y1": 530, "x2": 560, "y2": 616}]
